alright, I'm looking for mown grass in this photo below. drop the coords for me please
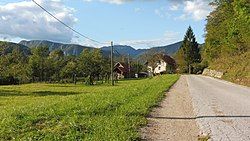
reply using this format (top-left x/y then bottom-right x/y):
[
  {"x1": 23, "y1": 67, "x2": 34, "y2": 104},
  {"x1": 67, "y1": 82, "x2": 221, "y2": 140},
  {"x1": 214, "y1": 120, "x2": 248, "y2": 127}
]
[{"x1": 0, "y1": 75, "x2": 179, "y2": 140}]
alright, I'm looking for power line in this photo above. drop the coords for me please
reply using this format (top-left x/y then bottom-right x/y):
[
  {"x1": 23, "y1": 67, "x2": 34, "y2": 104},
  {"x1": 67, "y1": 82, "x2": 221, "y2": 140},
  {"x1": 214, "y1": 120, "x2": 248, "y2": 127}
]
[
  {"x1": 32, "y1": 0, "x2": 106, "y2": 45},
  {"x1": 32, "y1": 0, "x2": 170, "y2": 48},
  {"x1": 108, "y1": 42, "x2": 115, "y2": 87}
]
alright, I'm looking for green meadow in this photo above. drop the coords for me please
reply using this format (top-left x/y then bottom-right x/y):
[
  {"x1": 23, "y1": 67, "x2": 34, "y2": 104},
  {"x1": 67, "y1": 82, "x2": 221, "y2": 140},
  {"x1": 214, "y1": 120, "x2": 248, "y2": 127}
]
[{"x1": 0, "y1": 75, "x2": 179, "y2": 140}]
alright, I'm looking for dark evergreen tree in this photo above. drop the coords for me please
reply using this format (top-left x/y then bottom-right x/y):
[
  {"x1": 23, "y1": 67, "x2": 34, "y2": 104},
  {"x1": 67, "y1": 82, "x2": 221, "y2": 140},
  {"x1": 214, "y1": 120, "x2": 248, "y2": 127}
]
[{"x1": 176, "y1": 26, "x2": 201, "y2": 73}]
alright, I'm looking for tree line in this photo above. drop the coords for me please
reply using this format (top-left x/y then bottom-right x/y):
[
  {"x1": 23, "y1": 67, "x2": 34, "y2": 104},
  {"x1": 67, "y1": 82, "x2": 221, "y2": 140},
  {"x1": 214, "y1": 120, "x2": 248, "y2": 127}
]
[
  {"x1": 2, "y1": 0, "x2": 248, "y2": 85},
  {"x1": 0, "y1": 46, "x2": 112, "y2": 85}
]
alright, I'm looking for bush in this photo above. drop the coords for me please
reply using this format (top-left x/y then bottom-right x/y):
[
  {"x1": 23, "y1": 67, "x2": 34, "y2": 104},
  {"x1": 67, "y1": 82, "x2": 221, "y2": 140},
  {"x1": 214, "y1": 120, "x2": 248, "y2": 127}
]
[
  {"x1": 192, "y1": 62, "x2": 208, "y2": 74},
  {"x1": 0, "y1": 76, "x2": 19, "y2": 85}
]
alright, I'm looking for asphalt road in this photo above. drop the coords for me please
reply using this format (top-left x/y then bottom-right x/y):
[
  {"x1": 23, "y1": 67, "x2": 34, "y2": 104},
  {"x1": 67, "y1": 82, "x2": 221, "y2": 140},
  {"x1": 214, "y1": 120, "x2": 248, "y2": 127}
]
[{"x1": 187, "y1": 75, "x2": 250, "y2": 141}]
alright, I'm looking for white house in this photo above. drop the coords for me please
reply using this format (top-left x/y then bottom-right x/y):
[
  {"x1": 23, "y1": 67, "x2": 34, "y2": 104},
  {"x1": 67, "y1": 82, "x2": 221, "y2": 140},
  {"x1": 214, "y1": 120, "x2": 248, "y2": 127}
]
[
  {"x1": 147, "y1": 54, "x2": 176, "y2": 75},
  {"x1": 154, "y1": 60, "x2": 167, "y2": 74}
]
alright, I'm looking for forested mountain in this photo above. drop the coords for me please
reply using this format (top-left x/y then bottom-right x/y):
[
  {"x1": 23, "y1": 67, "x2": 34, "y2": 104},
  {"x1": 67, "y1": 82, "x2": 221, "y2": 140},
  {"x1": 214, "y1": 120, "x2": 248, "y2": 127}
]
[
  {"x1": 102, "y1": 42, "x2": 182, "y2": 58},
  {"x1": 146, "y1": 41, "x2": 182, "y2": 55},
  {"x1": 18, "y1": 40, "x2": 183, "y2": 57},
  {"x1": 101, "y1": 45, "x2": 146, "y2": 57},
  {"x1": 0, "y1": 41, "x2": 31, "y2": 56},
  {"x1": 19, "y1": 40, "x2": 93, "y2": 56},
  {"x1": 98, "y1": 41, "x2": 183, "y2": 58}
]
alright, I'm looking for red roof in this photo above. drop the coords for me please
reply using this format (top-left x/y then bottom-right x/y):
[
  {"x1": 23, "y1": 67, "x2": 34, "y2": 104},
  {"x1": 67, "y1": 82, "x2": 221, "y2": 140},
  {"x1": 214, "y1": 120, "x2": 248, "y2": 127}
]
[
  {"x1": 114, "y1": 62, "x2": 129, "y2": 73},
  {"x1": 161, "y1": 54, "x2": 176, "y2": 66}
]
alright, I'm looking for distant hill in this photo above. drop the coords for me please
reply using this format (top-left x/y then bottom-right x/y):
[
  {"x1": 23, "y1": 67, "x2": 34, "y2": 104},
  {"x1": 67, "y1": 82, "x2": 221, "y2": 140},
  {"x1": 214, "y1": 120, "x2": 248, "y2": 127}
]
[
  {"x1": 0, "y1": 41, "x2": 31, "y2": 56},
  {"x1": 146, "y1": 41, "x2": 182, "y2": 55},
  {"x1": 101, "y1": 45, "x2": 146, "y2": 57},
  {"x1": 19, "y1": 40, "x2": 93, "y2": 56},
  {"x1": 15, "y1": 40, "x2": 183, "y2": 57},
  {"x1": 101, "y1": 41, "x2": 182, "y2": 58}
]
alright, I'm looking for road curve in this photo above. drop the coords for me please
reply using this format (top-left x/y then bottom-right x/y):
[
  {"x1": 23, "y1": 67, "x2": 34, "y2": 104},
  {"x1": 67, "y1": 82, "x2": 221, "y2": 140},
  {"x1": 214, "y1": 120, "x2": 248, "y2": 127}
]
[{"x1": 187, "y1": 75, "x2": 250, "y2": 141}]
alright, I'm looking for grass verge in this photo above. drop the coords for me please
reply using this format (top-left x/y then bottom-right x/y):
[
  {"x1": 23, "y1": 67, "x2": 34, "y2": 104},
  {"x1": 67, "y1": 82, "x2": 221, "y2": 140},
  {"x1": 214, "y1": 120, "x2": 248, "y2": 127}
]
[{"x1": 0, "y1": 75, "x2": 179, "y2": 140}]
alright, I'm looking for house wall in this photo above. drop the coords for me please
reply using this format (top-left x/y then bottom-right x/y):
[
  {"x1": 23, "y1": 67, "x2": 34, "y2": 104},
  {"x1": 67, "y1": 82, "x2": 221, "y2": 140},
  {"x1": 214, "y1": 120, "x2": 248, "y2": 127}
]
[
  {"x1": 147, "y1": 66, "x2": 153, "y2": 77},
  {"x1": 154, "y1": 60, "x2": 167, "y2": 74},
  {"x1": 147, "y1": 66, "x2": 153, "y2": 73}
]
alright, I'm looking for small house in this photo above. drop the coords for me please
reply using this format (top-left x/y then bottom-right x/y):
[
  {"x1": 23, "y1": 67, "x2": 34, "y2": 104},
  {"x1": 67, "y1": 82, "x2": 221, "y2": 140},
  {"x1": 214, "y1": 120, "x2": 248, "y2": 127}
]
[
  {"x1": 147, "y1": 54, "x2": 176, "y2": 75},
  {"x1": 113, "y1": 62, "x2": 130, "y2": 79}
]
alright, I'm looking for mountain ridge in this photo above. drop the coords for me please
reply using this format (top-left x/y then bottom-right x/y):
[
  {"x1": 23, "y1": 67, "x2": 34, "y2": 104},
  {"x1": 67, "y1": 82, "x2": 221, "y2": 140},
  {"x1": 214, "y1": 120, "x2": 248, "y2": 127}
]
[
  {"x1": 6, "y1": 40, "x2": 184, "y2": 57},
  {"x1": 0, "y1": 41, "x2": 31, "y2": 56}
]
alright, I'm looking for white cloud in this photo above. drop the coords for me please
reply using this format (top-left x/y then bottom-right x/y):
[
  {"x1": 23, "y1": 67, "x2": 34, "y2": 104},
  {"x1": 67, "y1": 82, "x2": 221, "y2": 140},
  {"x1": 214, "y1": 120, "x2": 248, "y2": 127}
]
[
  {"x1": 82, "y1": 0, "x2": 212, "y2": 21},
  {"x1": 178, "y1": 0, "x2": 212, "y2": 21},
  {"x1": 83, "y1": 0, "x2": 93, "y2": 2},
  {"x1": 72, "y1": 30, "x2": 180, "y2": 49},
  {"x1": 118, "y1": 31, "x2": 180, "y2": 49},
  {"x1": 83, "y1": 0, "x2": 132, "y2": 5},
  {"x1": 0, "y1": 0, "x2": 77, "y2": 43},
  {"x1": 134, "y1": 7, "x2": 142, "y2": 13},
  {"x1": 169, "y1": 4, "x2": 179, "y2": 11},
  {"x1": 100, "y1": 0, "x2": 130, "y2": 5},
  {"x1": 73, "y1": 38, "x2": 110, "y2": 48},
  {"x1": 155, "y1": 7, "x2": 171, "y2": 18},
  {"x1": 0, "y1": 34, "x2": 24, "y2": 43}
]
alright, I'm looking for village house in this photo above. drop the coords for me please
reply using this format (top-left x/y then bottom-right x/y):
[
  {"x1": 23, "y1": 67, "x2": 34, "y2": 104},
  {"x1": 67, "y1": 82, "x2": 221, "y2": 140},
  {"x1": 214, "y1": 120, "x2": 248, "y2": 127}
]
[
  {"x1": 113, "y1": 62, "x2": 130, "y2": 79},
  {"x1": 147, "y1": 54, "x2": 176, "y2": 75}
]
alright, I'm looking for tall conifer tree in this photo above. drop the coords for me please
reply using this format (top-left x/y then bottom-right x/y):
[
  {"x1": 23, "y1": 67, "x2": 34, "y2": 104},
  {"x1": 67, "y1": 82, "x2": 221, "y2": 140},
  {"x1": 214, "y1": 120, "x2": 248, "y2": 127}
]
[{"x1": 176, "y1": 26, "x2": 201, "y2": 73}]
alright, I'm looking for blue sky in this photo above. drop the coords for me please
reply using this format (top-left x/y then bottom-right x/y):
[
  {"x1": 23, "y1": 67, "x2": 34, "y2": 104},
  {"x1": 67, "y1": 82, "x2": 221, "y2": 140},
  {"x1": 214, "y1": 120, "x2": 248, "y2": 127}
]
[{"x1": 0, "y1": 0, "x2": 213, "y2": 48}]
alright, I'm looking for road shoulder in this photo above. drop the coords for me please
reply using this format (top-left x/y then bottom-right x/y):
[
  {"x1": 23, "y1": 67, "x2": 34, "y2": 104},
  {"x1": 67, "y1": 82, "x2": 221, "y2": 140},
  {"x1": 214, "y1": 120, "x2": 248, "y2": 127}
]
[{"x1": 140, "y1": 75, "x2": 200, "y2": 141}]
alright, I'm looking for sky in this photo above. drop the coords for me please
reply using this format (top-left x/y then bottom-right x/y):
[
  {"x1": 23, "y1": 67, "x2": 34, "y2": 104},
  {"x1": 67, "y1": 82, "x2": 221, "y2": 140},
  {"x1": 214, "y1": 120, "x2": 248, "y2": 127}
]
[{"x1": 0, "y1": 0, "x2": 213, "y2": 49}]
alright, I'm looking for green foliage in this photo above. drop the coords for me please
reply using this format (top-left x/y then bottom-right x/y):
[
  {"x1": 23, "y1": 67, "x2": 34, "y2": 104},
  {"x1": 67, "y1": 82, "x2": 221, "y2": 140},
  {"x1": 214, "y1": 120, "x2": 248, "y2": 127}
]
[
  {"x1": 192, "y1": 62, "x2": 208, "y2": 74},
  {"x1": 29, "y1": 46, "x2": 50, "y2": 82},
  {"x1": 204, "y1": 0, "x2": 249, "y2": 61},
  {"x1": 77, "y1": 49, "x2": 110, "y2": 85},
  {"x1": 175, "y1": 49, "x2": 188, "y2": 73},
  {"x1": 204, "y1": 0, "x2": 250, "y2": 85},
  {"x1": 175, "y1": 26, "x2": 201, "y2": 73},
  {"x1": 131, "y1": 62, "x2": 145, "y2": 74},
  {"x1": 0, "y1": 48, "x2": 31, "y2": 84},
  {"x1": 0, "y1": 45, "x2": 112, "y2": 85},
  {"x1": 0, "y1": 75, "x2": 179, "y2": 140},
  {"x1": 60, "y1": 61, "x2": 77, "y2": 79},
  {"x1": 48, "y1": 50, "x2": 66, "y2": 81}
]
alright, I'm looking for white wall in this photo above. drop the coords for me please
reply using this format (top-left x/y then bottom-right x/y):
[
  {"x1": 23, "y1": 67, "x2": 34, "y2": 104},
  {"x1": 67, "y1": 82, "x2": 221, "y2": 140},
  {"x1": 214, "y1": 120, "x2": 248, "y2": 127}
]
[{"x1": 154, "y1": 60, "x2": 167, "y2": 74}]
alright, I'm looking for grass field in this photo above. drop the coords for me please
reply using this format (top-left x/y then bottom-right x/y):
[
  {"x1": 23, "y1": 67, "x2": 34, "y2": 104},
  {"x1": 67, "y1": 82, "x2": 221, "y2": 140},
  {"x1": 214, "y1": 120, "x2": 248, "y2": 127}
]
[{"x1": 0, "y1": 75, "x2": 179, "y2": 140}]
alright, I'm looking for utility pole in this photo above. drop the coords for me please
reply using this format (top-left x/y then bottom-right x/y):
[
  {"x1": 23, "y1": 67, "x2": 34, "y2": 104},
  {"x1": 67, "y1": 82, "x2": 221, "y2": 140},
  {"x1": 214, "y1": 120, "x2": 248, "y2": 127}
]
[
  {"x1": 111, "y1": 41, "x2": 114, "y2": 86},
  {"x1": 137, "y1": 59, "x2": 139, "y2": 74}
]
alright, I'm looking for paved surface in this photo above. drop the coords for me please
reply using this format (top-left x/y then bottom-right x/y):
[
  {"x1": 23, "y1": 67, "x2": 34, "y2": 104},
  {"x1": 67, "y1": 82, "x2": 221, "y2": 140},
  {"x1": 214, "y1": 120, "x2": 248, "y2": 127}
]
[
  {"x1": 141, "y1": 76, "x2": 200, "y2": 141},
  {"x1": 187, "y1": 75, "x2": 250, "y2": 141}
]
